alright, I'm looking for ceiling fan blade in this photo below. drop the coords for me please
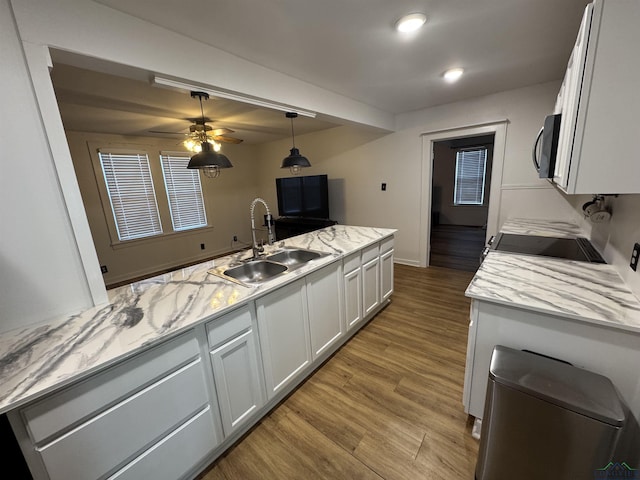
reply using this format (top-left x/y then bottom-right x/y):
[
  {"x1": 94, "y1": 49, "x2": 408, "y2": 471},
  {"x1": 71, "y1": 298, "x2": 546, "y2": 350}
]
[
  {"x1": 213, "y1": 135, "x2": 243, "y2": 144},
  {"x1": 148, "y1": 130, "x2": 188, "y2": 136},
  {"x1": 210, "y1": 128, "x2": 234, "y2": 136}
]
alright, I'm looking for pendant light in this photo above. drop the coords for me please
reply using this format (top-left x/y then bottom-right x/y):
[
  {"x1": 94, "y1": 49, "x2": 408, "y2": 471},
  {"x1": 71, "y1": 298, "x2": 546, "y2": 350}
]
[
  {"x1": 281, "y1": 112, "x2": 310, "y2": 175},
  {"x1": 186, "y1": 91, "x2": 233, "y2": 178}
]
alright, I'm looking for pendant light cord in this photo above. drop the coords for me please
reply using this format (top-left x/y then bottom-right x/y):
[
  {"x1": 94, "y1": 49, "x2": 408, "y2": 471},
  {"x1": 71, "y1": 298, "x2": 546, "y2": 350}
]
[
  {"x1": 290, "y1": 117, "x2": 296, "y2": 148},
  {"x1": 199, "y1": 95, "x2": 205, "y2": 124}
]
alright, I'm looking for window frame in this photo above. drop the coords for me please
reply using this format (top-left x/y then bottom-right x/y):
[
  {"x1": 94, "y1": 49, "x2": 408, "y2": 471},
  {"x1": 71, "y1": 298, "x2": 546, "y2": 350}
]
[
  {"x1": 453, "y1": 147, "x2": 488, "y2": 206},
  {"x1": 88, "y1": 143, "x2": 211, "y2": 248},
  {"x1": 160, "y1": 151, "x2": 208, "y2": 232}
]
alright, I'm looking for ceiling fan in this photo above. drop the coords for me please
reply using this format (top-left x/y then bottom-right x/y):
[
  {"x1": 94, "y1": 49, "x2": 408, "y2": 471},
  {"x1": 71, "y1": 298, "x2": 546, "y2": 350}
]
[{"x1": 148, "y1": 91, "x2": 243, "y2": 152}]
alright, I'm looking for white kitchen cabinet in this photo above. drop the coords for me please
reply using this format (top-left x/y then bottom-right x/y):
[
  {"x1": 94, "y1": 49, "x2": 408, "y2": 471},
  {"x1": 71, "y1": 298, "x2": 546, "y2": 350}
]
[
  {"x1": 463, "y1": 299, "x2": 640, "y2": 425},
  {"x1": 206, "y1": 305, "x2": 265, "y2": 437},
  {"x1": 343, "y1": 251, "x2": 362, "y2": 331},
  {"x1": 362, "y1": 244, "x2": 381, "y2": 318},
  {"x1": 9, "y1": 330, "x2": 221, "y2": 480},
  {"x1": 344, "y1": 236, "x2": 394, "y2": 331},
  {"x1": 553, "y1": 0, "x2": 640, "y2": 194},
  {"x1": 306, "y1": 261, "x2": 345, "y2": 359},
  {"x1": 256, "y1": 278, "x2": 311, "y2": 400}
]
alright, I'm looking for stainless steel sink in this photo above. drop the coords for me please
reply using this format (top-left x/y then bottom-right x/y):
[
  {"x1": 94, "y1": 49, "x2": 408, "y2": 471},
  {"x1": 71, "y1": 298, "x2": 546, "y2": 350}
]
[
  {"x1": 223, "y1": 260, "x2": 288, "y2": 285},
  {"x1": 265, "y1": 248, "x2": 328, "y2": 267}
]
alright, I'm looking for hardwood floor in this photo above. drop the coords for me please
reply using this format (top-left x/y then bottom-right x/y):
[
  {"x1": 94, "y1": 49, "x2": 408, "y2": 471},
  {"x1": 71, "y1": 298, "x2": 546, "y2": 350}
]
[
  {"x1": 429, "y1": 225, "x2": 486, "y2": 272},
  {"x1": 198, "y1": 264, "x2": 479, "y2": 480}
]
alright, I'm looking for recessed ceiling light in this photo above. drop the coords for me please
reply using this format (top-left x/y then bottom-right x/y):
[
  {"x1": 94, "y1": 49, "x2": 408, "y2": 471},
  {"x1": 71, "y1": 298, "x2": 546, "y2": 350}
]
[
  {"x1": 396, "y1": 13, "x2": 427, "y2": 33},
  {"x1": 444, "y1": 68, "x2": 464, "y2": 83}
]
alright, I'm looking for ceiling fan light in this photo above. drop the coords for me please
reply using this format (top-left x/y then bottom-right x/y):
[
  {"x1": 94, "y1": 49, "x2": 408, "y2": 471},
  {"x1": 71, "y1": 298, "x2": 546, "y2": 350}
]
[{"x1": 396, "y1": 13, "x2": 427, "y2": 33}]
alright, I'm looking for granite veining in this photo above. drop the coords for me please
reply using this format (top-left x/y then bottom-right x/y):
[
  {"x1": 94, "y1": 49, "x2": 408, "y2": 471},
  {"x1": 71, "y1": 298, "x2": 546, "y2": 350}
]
[
  {"x1": 0, "y1": 225, "x2": 395, "y2": 414},
  {"x1": 467, "y1": 219, "x2": 640, "y2": 333},
  {"x1": 499, "y1": 218, "x2": 585, "y2": 238}
]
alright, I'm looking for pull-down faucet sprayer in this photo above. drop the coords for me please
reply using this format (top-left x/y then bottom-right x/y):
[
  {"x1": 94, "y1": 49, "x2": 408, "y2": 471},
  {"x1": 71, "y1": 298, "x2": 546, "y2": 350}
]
[{"x1": 250, "y1": 198, "x2": 275, "y2": 258}]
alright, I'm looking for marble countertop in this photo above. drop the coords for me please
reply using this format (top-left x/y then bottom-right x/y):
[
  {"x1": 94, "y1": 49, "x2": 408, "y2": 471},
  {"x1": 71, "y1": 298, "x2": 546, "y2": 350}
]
[
  {"x1": 466, "y1": 218, "x2": 640, "y2": 334},
  {"x1": 0, "y1": 225, "x2": 395, "y2": 414}
]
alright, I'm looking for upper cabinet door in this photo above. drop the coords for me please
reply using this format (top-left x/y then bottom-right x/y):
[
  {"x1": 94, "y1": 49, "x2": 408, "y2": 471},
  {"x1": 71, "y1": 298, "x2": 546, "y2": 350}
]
[
  {"x1": 553, "y1": 3, "x2": 593, "y2": 191},
  {"x1": 554, "y1": 0, "x2": 640, "y2": 194}
]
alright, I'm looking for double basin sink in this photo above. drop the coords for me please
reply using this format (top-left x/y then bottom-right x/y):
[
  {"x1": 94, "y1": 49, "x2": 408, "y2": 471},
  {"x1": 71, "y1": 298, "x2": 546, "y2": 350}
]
[{"x1": 216, "y1": 248, "x2": 331, "y2": 286}]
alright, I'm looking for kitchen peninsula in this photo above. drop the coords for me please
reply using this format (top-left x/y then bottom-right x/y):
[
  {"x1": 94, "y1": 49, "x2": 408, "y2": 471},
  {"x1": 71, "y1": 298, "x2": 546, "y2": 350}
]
[{"x1": 0, "y1": 224, "x2": 395, "y2": 480}]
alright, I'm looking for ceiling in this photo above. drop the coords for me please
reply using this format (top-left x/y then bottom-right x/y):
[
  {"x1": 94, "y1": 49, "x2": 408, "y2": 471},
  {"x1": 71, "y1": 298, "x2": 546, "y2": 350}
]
[{"x1": 51, "y1": 0, "x2": 590, "y2": 144}]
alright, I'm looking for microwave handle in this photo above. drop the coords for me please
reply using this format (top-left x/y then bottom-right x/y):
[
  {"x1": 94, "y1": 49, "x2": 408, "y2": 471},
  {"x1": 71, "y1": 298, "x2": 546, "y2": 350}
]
[{"x1": 532, "y1": 126, "x2": 543, "y2": 172}]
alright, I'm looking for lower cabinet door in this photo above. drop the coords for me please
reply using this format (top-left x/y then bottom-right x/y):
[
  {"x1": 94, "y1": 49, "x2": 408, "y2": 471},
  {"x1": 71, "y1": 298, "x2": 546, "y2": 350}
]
[
  {"x1": 362, "y1": 256, "x2": 380, "y2": 317},
  {"x1": 107, "y1": 407, "x2": 217, "y2": 480},
  {"x1": 256, "y1": 278, "x2": 311, "y2": 400},
  {"x1": 210, "y1": 328, "x2": 265, "y2": 436},
  {"x1": 380, "y1": 248, "x2": 394, "y2": 302},
  {"x1": 344, "y1": 267, "x2": 362, "y2": 331},
  {"x1": 306, "y1": 262, "x2": 344, "y2": 359},
  {"x1": 38, "y1": 360, "x2": 211, "y2": 480}
]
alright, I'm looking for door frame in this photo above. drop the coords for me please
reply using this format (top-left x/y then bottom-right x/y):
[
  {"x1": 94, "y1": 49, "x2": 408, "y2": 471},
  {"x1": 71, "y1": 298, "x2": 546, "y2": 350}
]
[{"x1": 418, "y1": 121, "x2": 508, "y2": 268}]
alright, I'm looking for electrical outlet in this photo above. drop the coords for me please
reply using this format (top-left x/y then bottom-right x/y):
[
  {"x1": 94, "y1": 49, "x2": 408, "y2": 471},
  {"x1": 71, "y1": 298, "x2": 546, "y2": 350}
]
[
  {"x1": 631, "y1": 243, "x2": 640, "y2": 271},
  {"x1": 233, "y1": 235, "x2": 238, "y2": 242},
  {"x1": 381, "y1": 182, "x2": 387, "y2": 191},
  {"x1": 200, "y1": 243, "x2": 205, "y2": 250},
  {"x1": 100, "y1": 265, "x2": 108, "y2": 274}
]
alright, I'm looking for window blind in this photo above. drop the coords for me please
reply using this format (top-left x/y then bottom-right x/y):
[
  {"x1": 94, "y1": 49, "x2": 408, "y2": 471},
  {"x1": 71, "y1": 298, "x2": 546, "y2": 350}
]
[
  {"x1": 454, "y1": 148, "x2": 487, "y2": 205},
  {"x1": 99, "y1": 152, "x2": 163, "y2": 241},
  {"x1": 160, "y1": 153, "x2": 207, "y2": 231}
]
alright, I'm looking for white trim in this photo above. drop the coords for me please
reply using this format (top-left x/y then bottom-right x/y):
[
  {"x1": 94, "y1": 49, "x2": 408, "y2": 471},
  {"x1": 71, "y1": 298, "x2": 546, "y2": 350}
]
[
  {"x1": 393, "y1": 258, "x2": 420, "y2": 268},
  {"x1": 419, "y1": 121, "x2": 508, "y2": 268},
  {"x1": 153, "y1": 76, "x2": 317, "y2": 118},
  {"x1": 22, "y1": 42, "x2": 108, "y2": 306},
  {"x1": 500, "y1": 181, "x2": 555, "y2": 190}
]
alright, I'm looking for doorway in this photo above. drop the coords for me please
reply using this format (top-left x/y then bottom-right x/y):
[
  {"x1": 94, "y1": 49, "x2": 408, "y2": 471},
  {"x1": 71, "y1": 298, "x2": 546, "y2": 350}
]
[
  {"x1": 418, "y1": 121, "x2": 507, "y2": 269},
  {"x1": 429, "y1": 135, "x2": 494, "y2": 271}
]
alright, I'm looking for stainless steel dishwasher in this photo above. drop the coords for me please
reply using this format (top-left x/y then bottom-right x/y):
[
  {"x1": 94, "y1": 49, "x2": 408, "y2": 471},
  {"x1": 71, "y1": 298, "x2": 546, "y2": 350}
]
[{"x1": 475, "y1": 345, "x2": 626, "y2": 480}]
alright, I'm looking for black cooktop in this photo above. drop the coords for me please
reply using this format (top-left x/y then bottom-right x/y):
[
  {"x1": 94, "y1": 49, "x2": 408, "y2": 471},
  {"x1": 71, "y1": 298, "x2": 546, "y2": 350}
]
[{"x1": 491, "y1": 233, "x2": 605, "y2": 263}]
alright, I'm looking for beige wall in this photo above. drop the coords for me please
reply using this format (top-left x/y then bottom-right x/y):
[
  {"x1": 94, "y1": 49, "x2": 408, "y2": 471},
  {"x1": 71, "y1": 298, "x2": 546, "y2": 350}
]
[{"x1": 67, "y1": 132, "x2": 260, "y2": 285}]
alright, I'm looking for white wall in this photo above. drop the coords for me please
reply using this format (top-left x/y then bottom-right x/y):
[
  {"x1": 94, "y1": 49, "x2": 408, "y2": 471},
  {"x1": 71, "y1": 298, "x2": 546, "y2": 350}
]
[
  {"x1": 0, "y1": 0, "x2": 94, "y2": 332},
  {"x1": 573, "y1": 194, "x2": 640, "y2": 297}
]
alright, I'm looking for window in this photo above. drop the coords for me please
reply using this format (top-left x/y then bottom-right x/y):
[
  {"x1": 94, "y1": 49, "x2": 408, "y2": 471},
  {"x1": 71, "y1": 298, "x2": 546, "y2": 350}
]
[
  {"x1": 99, "y1": 151, "x2": 163, "y2": 241},
  {"x1": 454, "y1": 148, "x2": 487, "y2": 205},
  {"x1": 160, "y1": 152, "x2": 207, "y2": 231}
]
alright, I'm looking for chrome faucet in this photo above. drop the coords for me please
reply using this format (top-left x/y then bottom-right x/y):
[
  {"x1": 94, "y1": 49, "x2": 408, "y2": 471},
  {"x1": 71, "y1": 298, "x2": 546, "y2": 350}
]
[{"x1": 250, "y1": 198, "x2": 275, "y2": 258}]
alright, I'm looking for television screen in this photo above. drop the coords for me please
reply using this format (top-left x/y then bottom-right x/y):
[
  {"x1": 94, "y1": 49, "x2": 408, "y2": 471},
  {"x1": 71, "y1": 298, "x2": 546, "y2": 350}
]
[{"x1": 276, "y1": 174, "x2": 330, "y2": 219}]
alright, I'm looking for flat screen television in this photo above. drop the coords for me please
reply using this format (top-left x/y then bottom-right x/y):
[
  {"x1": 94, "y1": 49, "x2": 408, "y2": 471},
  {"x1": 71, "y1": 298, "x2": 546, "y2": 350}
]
[{"x1": 275, "y1": 174, "x2": 330, "y2": 219}]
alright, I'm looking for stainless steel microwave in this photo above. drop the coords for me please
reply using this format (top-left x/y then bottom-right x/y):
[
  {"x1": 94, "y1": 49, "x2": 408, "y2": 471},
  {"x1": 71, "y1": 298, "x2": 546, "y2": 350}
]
[{"x1": 532, "y1": 113, "x2": 561, "y2": 178}]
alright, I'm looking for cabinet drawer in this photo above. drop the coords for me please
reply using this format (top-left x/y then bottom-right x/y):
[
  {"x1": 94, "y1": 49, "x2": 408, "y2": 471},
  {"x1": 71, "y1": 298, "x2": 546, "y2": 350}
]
[
  {"x1": 107, "y1": 406, "x2": 217, "y2": 480},
  {"x1": 343, "y1": 251, "x2": 360, "y2": 272},
  {"x1": 22, "y1": 330, "x2": 200, "y2": 444},
  {"x1": 361, "y1": 243, "x2": 380, "y2": 263},
  {"x1": 38, "y1": 359, "x2": 209, "y2": 480},
  {"x1": 380, "y1": 236, "x2": 394, "y2": 254},
  {"x1": 206, "y1": 305, "x2": 252, "y2": 349}
]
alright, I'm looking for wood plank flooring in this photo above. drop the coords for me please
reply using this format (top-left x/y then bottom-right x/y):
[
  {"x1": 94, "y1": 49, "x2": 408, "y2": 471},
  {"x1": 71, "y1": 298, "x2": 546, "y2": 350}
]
[
  {"x1": 198, "y1": 264, "x2": 479, "y2": 479},
  {"x1": 429, "y1": 225, "x2": 486, "y2": 272}
]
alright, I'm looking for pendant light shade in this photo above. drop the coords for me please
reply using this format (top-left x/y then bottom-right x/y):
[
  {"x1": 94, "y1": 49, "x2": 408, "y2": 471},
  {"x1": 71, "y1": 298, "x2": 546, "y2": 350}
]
[
  {"x1": 187, "y1": 141, "x2": 233, "y2": 178},
  {"x1": 187, "y1": 91, "x2": 233, "y2": 178},
  {"x1": 281, "y1": 112, "x2": 310, "y2": 174}
]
